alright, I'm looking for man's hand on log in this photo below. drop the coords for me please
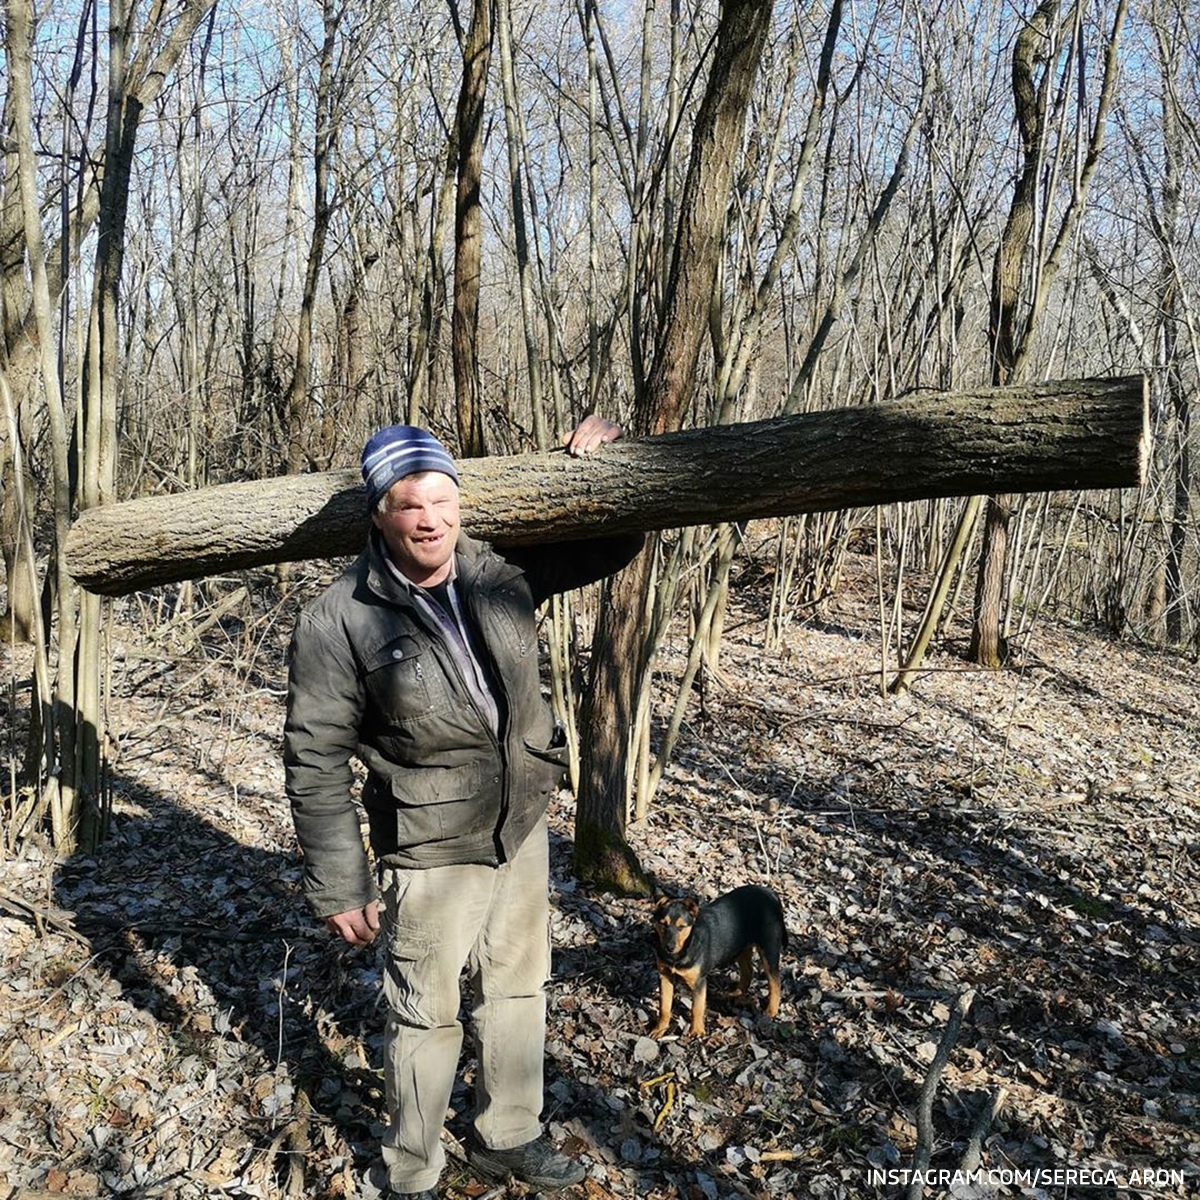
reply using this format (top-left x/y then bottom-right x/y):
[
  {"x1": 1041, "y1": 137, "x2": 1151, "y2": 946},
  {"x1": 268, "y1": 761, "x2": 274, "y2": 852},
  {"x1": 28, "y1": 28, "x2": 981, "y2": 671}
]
[
  {"x1": 565, "y1": 414, "x2": 622, "y2": 456},
  {"x1": 325, "y1": 902, "x2": 382, "y2": 946}
]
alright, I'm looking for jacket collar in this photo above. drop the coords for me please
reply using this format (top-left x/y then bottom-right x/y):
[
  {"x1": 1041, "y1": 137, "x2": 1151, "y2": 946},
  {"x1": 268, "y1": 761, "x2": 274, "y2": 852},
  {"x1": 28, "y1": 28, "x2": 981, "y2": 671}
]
[{"x1": 364, "y1": 529, "x2": 501, "y2": 605}]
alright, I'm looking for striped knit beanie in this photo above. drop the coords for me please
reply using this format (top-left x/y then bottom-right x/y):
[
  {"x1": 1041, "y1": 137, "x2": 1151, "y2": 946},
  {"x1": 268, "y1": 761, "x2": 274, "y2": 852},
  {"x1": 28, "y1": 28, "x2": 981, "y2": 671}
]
[{"x1": 361, "y1": 426, "x2": 459, "y2": 510}]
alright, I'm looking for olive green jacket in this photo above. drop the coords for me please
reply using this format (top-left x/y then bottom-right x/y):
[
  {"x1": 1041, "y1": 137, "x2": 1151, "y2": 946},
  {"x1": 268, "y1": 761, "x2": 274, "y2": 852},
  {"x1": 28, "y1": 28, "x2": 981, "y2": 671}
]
[{"x1": 284, "y1": 529, "x2": 641, "y2": 917}]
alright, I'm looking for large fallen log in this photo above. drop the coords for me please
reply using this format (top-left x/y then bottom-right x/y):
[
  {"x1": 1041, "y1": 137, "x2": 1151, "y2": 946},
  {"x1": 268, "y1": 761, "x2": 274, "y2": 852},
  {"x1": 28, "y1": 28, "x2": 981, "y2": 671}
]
[{"x1": 68, "y1": 375, "x2": 1148, "y2": 596}]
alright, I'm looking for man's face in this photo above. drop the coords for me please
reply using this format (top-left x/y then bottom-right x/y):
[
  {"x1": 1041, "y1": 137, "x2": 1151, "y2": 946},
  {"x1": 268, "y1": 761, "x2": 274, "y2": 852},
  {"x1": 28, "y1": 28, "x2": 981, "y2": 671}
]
[{"x1": 371, "y1": 470, "x2": 461, "y2": 586}]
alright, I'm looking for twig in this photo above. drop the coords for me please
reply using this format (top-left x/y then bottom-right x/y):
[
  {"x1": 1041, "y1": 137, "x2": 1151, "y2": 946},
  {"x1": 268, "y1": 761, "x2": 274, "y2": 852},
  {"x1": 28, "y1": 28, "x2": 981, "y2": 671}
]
[
  {"x1": 274, "y1": 942, "x2": 294, "y2": 1130},
  {"x1": 654, "y1": 1080, "x2": 676, "y2": 1131},
  {"x1": 115, "y1": 1144, "x2": 225, "y2": 1197},
  {"x1": 70, "y1": 916, "x2": 325, "y2": 945},
  {"x1": 960, "y1": 1086, "x2": 1007, "y2": 1174},
  {"x1": 822, "y1": 987, "x2": 957, "y2": 1003},
  {"x1": 282, "y1": 1090, "x2": 312, "y2": 1198},
  {"x1": 906, "y1": 988, "x2": 975, "y2": 1200},
  {"x1": 264, "y1": 1116, "x2": 305, "y2": 1195},
  {"x1": 0, "y1": 885, "x2": 88, "y2": 944}
]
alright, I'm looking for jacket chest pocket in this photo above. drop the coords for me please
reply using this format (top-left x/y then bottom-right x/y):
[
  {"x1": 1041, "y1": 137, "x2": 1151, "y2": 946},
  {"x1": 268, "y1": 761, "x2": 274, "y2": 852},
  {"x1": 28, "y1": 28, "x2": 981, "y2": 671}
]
[
  {"x1": 364, "y1": 634, "x2": 449, "y2": 725},
  {"x1": 486, "y1": 584, "x2": 535, "y2": 659}
]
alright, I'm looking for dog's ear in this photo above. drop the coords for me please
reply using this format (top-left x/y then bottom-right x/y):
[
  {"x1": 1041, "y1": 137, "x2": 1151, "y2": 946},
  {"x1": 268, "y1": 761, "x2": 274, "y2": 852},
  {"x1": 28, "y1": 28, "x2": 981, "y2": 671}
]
[
  {"x1": 684, "y1": 898, "x2": 700, "y2": 918},
  {"x1": 652, "y1": 894, "x2": 672, "y2": 916}
]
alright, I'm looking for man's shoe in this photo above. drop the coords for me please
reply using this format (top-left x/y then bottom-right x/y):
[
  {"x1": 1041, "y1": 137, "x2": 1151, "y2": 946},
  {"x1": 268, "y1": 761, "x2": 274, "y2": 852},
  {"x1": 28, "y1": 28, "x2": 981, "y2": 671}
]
[
  {"x1": 468, "y1": 1134, "x2": 586, "y2": 1190},
  {"x1": 360, "y1": 1159, "x2": 438, "y2": 1200}
]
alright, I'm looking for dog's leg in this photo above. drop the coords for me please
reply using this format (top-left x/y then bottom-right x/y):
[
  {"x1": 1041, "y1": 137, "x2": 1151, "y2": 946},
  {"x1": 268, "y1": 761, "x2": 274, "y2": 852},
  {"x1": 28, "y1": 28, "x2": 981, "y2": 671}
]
[
  {"x1": 764, "y1": 953, "x2": 782, "y2": 1018},
  {"x1": 686, "y1": 977, "x2": 708, "y2": 1039},
  {"x1": 731, "y1": 948, "x2": 754, "y2": 1002},
  {"x1": 650, "y1": 972, "x2": 675, "y2": 1038}
]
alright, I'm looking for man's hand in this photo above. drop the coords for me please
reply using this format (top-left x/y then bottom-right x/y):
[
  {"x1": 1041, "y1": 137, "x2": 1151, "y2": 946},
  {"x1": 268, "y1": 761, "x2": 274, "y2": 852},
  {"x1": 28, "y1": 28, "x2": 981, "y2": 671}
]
[
  {"x1": 325, "y1": 902, "x2": 382, "y2": 946},
  {"x1": 565, "y1": 414, "x2": 622, "y2": 456}
]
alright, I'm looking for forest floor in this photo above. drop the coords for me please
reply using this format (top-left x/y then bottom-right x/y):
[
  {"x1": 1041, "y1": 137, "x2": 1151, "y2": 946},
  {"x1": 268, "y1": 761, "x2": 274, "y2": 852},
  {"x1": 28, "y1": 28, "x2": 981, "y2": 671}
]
[{"x1": 1, "y1": 550, "x2": 1198, "y2": 1200}]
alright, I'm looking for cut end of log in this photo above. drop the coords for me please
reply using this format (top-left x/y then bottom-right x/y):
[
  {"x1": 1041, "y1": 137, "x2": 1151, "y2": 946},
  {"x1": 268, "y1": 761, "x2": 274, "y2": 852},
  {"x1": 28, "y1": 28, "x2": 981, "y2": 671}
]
[{"x1": 1137, "y1": 374, "x2": 1152, "y2": 490}]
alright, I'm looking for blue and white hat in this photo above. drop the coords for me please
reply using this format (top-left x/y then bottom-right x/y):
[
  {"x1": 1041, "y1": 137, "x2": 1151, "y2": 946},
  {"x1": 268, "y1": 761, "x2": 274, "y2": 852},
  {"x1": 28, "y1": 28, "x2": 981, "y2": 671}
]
[{"x1": 361, "y1": 425, "x2": 459, "y2": 509}]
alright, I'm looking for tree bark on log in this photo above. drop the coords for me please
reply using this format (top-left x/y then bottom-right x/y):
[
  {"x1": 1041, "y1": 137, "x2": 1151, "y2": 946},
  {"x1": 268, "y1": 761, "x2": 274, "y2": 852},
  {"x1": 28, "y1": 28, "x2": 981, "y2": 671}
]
[{"x1": 67, "y1": 375, "x2": 1148, "y2": 596}]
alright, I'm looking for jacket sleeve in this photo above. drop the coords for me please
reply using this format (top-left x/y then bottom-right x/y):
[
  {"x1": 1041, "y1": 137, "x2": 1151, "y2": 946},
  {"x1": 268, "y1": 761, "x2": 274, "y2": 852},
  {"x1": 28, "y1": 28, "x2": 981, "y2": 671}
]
[
  {"x1": 508, "y1": 531, "x2": 645, "y2": 607},
  {"x1": 283, "y1": 607, "x2": 377, "y2": 918}
]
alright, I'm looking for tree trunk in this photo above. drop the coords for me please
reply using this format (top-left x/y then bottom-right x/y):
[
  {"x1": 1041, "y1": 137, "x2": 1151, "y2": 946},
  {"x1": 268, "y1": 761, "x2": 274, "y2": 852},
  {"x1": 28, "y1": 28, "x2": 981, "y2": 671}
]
[
  {"x1": 971, "y1": 0, "x2": 1060, "y2": 668},
  {"x1": 9, "y1": 0, "x2": 82, "y2": 847},
  {"x1": 574, "y1": 0, "x2": 774, "y2": 894},
  {"x1": 496, "y1": 0, "x2": 545, "y2": 449},
  {"x1": 968, "y1": 494, "x2": 1014, "y2": 664},
  {"x1": 450, "y1": 0, "x2": 492, "y2": 458},
  {"x1": 1153, "y1": 1, "x2": 1189, "y2": 644},
  {"x1": 406, "y1": 127, "x2": 457, "y2": 427},
  {"x1": 285, "y1": 0, "x2": 339, "y2": 475},
  {"x1": 66, "y1": 375, "x2": 1148, "y2": 596},
  {"x1": 0, "y1": 398, "x2": 37, "y2": 642},
  {"x1": 0, "y1": 80, "x2": 37, "y2": 641},
  {"x1": 574, "y1": 552, "x2": 655, "y2": 894},
  {"x1": 971, "y1": 0, "x2": 1126, "y2": 665}
]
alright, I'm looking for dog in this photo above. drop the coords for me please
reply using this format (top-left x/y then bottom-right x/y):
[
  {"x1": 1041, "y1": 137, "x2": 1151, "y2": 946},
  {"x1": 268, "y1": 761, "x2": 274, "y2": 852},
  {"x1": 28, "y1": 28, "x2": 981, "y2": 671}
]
[{"x1": 650, "y1": 884, "x2": 787, "y2": 1039}]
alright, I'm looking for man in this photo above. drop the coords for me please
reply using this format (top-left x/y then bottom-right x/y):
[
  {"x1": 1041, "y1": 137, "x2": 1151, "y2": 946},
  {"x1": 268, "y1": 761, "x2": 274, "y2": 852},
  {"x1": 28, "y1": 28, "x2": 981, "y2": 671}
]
[{"x1": 284, "y1": 418, "x2": 640, "y2": 1200}]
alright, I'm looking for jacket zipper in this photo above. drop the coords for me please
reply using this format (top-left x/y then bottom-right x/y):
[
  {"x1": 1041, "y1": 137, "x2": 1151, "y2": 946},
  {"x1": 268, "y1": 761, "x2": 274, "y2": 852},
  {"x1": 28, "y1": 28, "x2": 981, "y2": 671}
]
[
  {"x1": 413, "y1": 611, "x2": 506, "y2": 865},
  {"x1": 461, "y1": 559, "x2": 516, "y2": 859}
]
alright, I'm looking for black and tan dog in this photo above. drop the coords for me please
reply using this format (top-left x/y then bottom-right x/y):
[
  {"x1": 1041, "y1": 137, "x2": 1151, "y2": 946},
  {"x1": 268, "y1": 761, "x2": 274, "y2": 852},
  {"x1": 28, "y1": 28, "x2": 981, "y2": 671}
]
[{"x1": 650, "y1": 884, "x2": 787, "y2": 1039}]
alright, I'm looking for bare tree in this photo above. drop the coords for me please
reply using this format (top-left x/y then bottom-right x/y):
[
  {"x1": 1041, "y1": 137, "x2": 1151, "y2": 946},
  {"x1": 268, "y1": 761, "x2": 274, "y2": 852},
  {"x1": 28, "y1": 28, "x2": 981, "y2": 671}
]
[
  {"x1": 3, "y1": 0, "x2": 217, "y2": 851},
  {"x1": 449, "y1": 0, "x2": 493, "y2": 457},
  {"x1": 1141, "y1": 0, "x2": 1197, "y2": 643},
  {"x1": 971, "y1": 0, "x2": 1128, "y2": 666},
  {"x1": 574, "y1": 0, "x2": 773, "y2": 892},
  {"x1": 285, "y1": 0, "x2": 341, "y2": 474}
]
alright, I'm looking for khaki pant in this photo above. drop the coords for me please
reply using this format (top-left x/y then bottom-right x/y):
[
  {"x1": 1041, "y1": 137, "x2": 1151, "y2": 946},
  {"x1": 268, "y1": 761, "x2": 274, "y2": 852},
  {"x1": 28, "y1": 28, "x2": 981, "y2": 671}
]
[{"x1": 379, "y1": 816, "x2": 550, "y2": 1193}]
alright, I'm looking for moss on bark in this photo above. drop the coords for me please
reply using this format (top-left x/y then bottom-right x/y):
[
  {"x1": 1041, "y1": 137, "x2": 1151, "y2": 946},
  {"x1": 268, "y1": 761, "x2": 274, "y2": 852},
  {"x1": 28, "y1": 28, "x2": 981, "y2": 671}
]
[{"x1": 572, "y1": 822, "x2": 654, "y2": 897}]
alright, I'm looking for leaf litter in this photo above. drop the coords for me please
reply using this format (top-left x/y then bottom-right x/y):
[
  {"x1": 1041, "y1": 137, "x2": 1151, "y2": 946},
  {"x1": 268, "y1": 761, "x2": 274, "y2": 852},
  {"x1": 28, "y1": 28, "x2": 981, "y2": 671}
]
[{"x1": 1, "y1": 556, "x2": 1197, "y2": 1199}]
